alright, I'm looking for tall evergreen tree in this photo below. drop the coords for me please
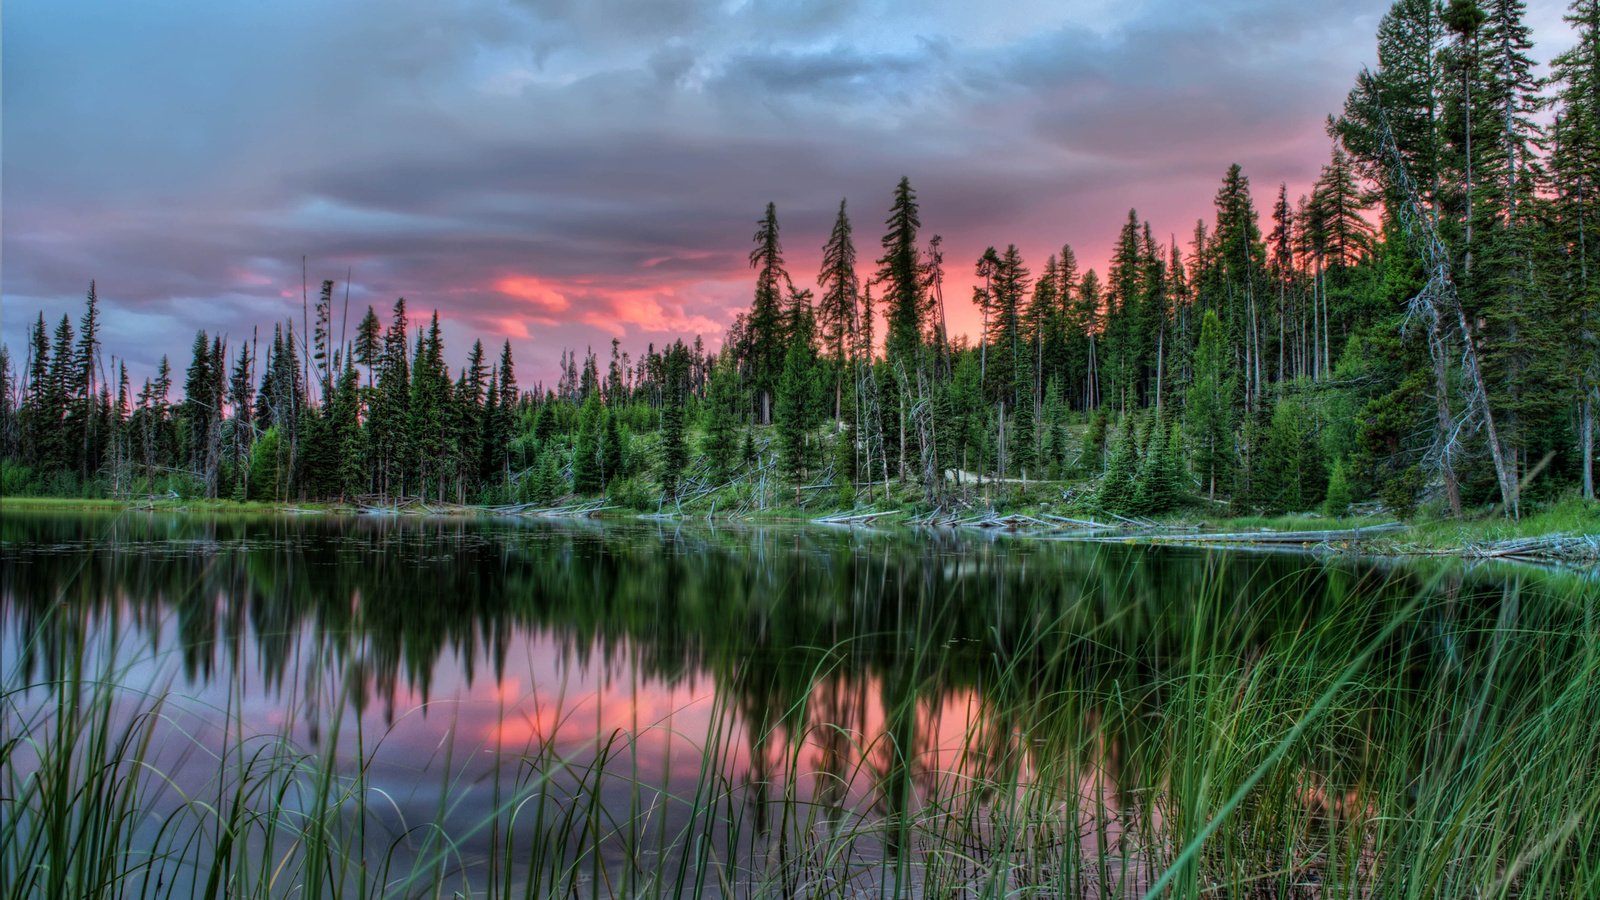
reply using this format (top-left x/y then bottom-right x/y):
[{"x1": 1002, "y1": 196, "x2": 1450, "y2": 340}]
[
  {"x1": 659, "y1": 340, "x2": 691, "y2": 501},
  {"x1": 1185, "y1": 310, "x2": 1236, "y2": 499},
  {"x1": 1551, "y1": 0, "x2": 1600, "y2": 499},
  {"x1": 817, "y1": 198, "x2": 859, "y2": 420},
  {"x1": 879, "y1": 177, "x2": 924, "y2": 364},
  {"x1": 746, "y1": 202, "x2": 788, "y2": 424}
]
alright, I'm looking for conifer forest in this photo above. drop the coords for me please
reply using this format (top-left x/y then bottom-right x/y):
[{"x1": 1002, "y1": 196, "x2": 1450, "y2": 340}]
[{"x1": 3, "y1": 0, "x2": 1598, "y2": 525}]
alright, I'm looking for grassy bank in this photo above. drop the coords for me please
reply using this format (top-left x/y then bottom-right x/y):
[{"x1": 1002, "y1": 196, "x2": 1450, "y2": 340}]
[{"x1": 8, "y1": 489, "x2": 1595, "y2": 564}]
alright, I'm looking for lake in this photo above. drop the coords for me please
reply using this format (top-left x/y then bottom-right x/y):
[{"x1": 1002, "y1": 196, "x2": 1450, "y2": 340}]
[{"x1": 3, "y1": 509, "x2": 1598, "y2": 897}]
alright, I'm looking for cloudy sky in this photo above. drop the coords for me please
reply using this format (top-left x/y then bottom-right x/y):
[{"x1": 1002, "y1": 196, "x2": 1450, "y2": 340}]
[{"x1": 1, "y1": 0, "x2": 1574, "y2": 386}]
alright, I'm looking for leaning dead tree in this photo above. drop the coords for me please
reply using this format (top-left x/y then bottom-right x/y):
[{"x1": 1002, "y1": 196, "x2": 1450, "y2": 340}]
[{"x1": 1373, "y1": 98, "x2": 1520, "y2": 518}]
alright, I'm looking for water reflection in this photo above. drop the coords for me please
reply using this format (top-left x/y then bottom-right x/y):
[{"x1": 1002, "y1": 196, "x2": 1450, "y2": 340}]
[{"x1": 2, "y1": 510, "x2": 1590, "y2": 895}]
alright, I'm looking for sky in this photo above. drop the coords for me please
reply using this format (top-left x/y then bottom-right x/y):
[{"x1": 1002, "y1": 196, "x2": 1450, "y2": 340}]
[{"x1": 1, "y1": 0, "x2": 1576, "y2": 388}]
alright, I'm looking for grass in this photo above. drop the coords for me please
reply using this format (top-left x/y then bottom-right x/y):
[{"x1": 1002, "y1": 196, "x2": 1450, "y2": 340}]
[
  {"x1": 7, "y1": 474, "x2": 1598, "y2": 566},
  {"x1": 4, "y1": 518, "x2": 1599, "y2": 898}
]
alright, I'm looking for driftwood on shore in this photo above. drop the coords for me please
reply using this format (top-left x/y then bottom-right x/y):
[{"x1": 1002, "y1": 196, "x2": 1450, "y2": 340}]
[
  {"x1": 814, "y1": 509, "x2": 893, "y2": 526},
  {"x1": 1459, "y1": 533, "x2": 1600, "y2": 563},
  {"x1": 486, "y1": 500, "x2": 615, "y2": 518}
]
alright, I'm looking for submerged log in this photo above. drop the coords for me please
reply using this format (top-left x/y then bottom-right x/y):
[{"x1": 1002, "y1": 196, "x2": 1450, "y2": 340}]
[{"x1": 1137, "y1": 523, "x2": 1408, "y2": 545}]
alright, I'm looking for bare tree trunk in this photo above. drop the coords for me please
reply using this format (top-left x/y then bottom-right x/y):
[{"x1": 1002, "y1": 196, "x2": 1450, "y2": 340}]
[
  {"x1": 1583, "y1": 392, "x2": 1594, "y2": 502},
  {"x1": 898, "y1": 392, "x2": 907, "y2": 485},
  {"x1": 1433, "y1": 342, "x2": 1463, "y2": 518},
  {"x1": 1277, "y1": 280, "x2": 1285, "y2": 383},
  {"x1": 1154, "y1": 325, "x2": 1165, "y2": 411},
  {"x1": 1321, "y1": 271, "x2": 1331, "y2": 380},
  {"x1": 997, "y1": 400, "x2": 1006, "y2": 482}
]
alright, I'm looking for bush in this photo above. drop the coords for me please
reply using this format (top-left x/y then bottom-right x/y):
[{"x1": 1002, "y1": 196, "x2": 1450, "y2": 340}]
[
  {"x1": 607, "y1": 475, "x2": 657, "y2": 511},
  {"x1": 1, "y1": 460, "x2": 38, "y2": 496}
]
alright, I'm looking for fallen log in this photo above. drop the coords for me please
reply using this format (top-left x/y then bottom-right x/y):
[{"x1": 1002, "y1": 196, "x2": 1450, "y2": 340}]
[{"x1": 1139, "y1": 523, "x2": 1407, "y2": 544}]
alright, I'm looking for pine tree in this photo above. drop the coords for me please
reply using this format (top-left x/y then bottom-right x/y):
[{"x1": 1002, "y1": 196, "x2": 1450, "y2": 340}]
[
  {"x1": 1324, "y1": 458, "x2": 1354, "y2": 516},
  {"x1": 1469, "y1": 0, "x2": 1562, "y2": 493},
  {"x1": 531, "y1": 448, "x2": 563, "y2": 505},
  {"x1": 832, "y1": 407, "x2": 857, "y2": 506},
  {"x1": 1010, "y1": 385, "x2": 1035, "y2": 479},
  {"x1": 74, "y1": 281, "x2": 103, "y2": 479},
  {"x1": 0, "y1": 346, "x2": 15, "y2": 465},
  {"x1": 572, "y1": 393, "x2": 603, "y2": 494},
  {"x1": 1336, "y1": 0, "x2": 1446, "y2": 209},
  {"x1": 226, "y1": 338, "x2": 256, "y2": 499},
  {"x1": 493, "y1": 340, "x2": 519, "y2": 482},
  {"x1": 659, "y1": 341, "x2": 691, "y2": 501},
  {"x1": 1043, "y1": 376, "x2": 1070, "y2": 477},
  {"x1": 984, "y1": 245, "x2": 1029, "y2": 408},
  {"x1": 1551, "y1": 0, "x2": 1600, "y2": 499},
  {"x1": 42, "y1": 314, "x2": 77, "y2": 474},
  {"x1": 1257, "y1": 393, "x2": 1328, "y2": 513},
  {"x1": 701, "y1": 351, "x2": 741, "y2": 480},
  {"x1": 354, "y1": 306, "x2": 382, "y2": 386},
  {"x1": 817, "y1": 198, "x2": 859, "y2": 421},
  {"x1": 408, "y1": 313, "x2": 452, "y2": 500},
  {"x1": 879, "y1": 177, "x2": 924, "y2": 364},
  {"x1": 746, "y1": 202, "x2": 788, "y2": 424},
  {"x1": 1185, "y1": 310, "x2": 1236, "y2": 499},
  {"x1": 1096, "y1": 413, "x2": 1138, "y2": 512},
  {"x1": 775, "y1": 339, "x2": 817, "y2": 502},
  {"x1": 1211, "y1": 165, "x2": 1269, "y2": 411},
  {"x1": 600, "y1": 408, "x2": 624, "y2": 487},
  {"x1": 1076, "y1": 270, "x2": 1105, "y2": 411},
  {"x1": 20, "y1": 313, "x2": 51, "y2": 468},
  {"x1": 1104, "y1": 210, "x2": 1146, "y2": 411},
  {"x1": 1079, "y1": 408, "x2": 1109, "y2": 477},
  {"x1": 1132, "y1": 410, "x2": 1185, "y2": 514},
  {"x1": 332, "y1": 361, "x2": 366, "y2": 499},
  {"x1": 182, "y1": 330, "x2": 216, "y2": 476},
  {"x1": 775, "y1": 287, "x2": 821, "y2": 501}
]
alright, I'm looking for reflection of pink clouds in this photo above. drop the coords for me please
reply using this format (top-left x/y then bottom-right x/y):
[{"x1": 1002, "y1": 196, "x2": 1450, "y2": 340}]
[
  {"x1": 479, "y1": 673, "x2": 723, "y2": 764},
  {"x1": 491, "y1": 675, "x2": 522, "y2": 703}
]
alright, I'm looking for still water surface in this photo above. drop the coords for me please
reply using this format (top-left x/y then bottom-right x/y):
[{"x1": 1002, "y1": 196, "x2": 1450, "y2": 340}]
[{"x1": 2, "y1": 510, "x2": 1591, "y2": 896}]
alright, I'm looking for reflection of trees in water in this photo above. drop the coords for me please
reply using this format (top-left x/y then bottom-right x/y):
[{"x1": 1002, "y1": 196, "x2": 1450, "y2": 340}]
[{"x1": 2, "y1": 511, "x2": 1584, "y2": 847}]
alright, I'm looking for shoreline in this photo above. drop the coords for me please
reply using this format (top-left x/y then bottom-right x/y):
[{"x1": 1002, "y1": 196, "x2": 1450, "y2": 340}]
[{"x1": 5, "y1": 494, "x2": 1596, "y2": 567}]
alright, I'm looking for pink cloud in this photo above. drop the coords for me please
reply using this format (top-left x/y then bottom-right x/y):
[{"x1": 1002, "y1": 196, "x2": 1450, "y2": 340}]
[
  {"x1": 583, "y1": 287, "x2": 725, "y2": 338},
  {"x1": 494, "y1": 274, "x2": 572, "y2": 315}
]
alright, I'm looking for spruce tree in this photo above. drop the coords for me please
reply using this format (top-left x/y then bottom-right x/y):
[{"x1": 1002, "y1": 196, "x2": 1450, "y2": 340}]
[
  {"x1": 1079, "y1": 409, "x2": 1109, "y2": 477},
  {"x1": 775, "y1": 289, "x2": 820, "y2": 502},
  {"x1": 1324, "y1": 458, "x2": 1354, "y2": 516},
  {"x1": 572, "y1": 394, "x2": 602, "y2": 494},
  {"x1": 354, "y1": 306, "x2": 382, "y2": 386},
  {"x1": 879, "y1": 177, "x2": 924, "y2": 365},
  {"x1": 817, "y1": 198, "x2": 859, "y2": 419},
  {"x1": 701, "y1": 352, "x2": 740, "y2": 480},
  {"x1": 600, "y1": 409, "x2": 624, "y2": 487},
  {"x1": 659, "y1": 341, "x2": 691, "y2": 501},
  {"x1": 746, "y1": 202, "x2": 788, "y2": 424},
  {"x1": 1184, "y1": 310, "x2": 1236, "y2": 500},
  {"x1": 1096, "y1": 413, "x2": 1138, "y2": 512},
  {"x1": 1010, "y1": 387, "x2": 1035, "y2": 479},
  {"x1": 1258, "y1": 393, "x2": 1327, "y2": 513}
]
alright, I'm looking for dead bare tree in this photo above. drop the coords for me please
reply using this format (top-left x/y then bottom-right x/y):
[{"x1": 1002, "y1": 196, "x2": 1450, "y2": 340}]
[{"x1": 1373, "y1": 96, "x2": 1519, "y2": 518}]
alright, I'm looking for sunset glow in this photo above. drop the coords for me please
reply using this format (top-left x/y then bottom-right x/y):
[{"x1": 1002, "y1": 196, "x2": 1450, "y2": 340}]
[{"x1": 0, "y1": 0, "x2": 1576, "y2": 384}]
